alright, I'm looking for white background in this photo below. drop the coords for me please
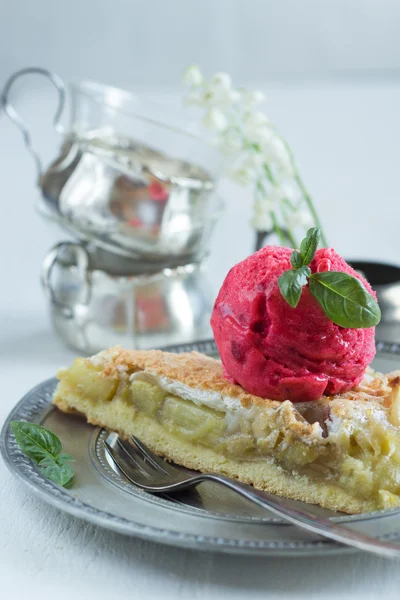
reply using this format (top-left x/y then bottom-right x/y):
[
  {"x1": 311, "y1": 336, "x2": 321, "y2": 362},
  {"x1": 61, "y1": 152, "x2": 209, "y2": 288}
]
[
  {"x1": 2, "y1": 1, "x2": 400, "y2": 598},
  {"x1": 2, "y1": 0, "x2": 400, "y2": 86}
]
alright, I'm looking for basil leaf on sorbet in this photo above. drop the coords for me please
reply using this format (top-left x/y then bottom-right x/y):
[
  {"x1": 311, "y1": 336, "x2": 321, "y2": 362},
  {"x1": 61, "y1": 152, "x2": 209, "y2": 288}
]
[
  {"x1": 308, "y1": 271, "x2": 381, "y2": 328},
  {"x1": 278, "y1": 227, "x2": 381, "y2": 328},
  {"x1": 299, "y1": 227, "x2": 321, "y2": 266},
  {"x1": 278, "y1": 266, "x2": 310, "y2": 308},
  {"x1": 290, "y1": 251, "x2": 303, "y2": 269}
]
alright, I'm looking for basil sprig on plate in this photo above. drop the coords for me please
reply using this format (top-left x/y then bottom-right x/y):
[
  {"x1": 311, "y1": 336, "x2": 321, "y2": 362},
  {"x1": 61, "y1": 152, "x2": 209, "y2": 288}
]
[
  {"x1": 10, "y1": 421, "x2": 75, "y2": 487},
  {"x1": 278, "y1": 227, "x2": 381, "y2": 328}
]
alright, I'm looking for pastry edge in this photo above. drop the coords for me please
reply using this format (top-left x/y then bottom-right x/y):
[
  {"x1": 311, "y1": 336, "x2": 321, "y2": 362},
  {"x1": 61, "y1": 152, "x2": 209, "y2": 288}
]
[{"x1": 53, "y1": 392, "x2": 373, "y2": 515}]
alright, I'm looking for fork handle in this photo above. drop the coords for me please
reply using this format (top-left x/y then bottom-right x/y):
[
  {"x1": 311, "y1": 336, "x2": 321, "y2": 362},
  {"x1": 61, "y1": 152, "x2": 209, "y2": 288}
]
[{"x1": 201, "y1": 474, "x2": 400, "y2": 558}]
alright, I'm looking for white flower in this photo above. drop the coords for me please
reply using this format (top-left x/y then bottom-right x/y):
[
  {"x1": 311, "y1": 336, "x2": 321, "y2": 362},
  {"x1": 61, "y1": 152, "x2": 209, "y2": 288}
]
[
  {"x1": 250, "y1": 212, "x2": 274, "y2": 232},
  {"x1": 285, "y1": 206, "x2": 314, "y2": 230},
  {"x1": 231, "y1": 153, "x2": 265, "y2": 183},
  {"x1": 260, "y1": 130, "x2": 279, "y2": 156},
  {"x1": 272, "y1": 137, "x2": 289, "y2": 160},
  {"x1": 219, "y1": 128, "x2": 243, "y2": 154},
  {"x1": 183, "y1": 92, "x2": 205, "y2": 107},
  {"x1": 278, "y1": 180, "x2": 299, "y2": 204},
  {"x1": 251, "y1": 186, "x2": 288, "y2": 231},
  {"x1": 210, "y1": 72, "x2": 232, "y2": 90},
  {"x1": 242, "y1": 111, "x2": 271, "y2": 144},
  {"x1": 244, "y1": 110, "x2": 269, "y2": 129},
  {"x1": 230, "y1": 164, "x2": 257, "y2": 185},
  {"x1": 244, "y1": 152, "x2": 265, "y2": 170},
  {"x1": 269, "y1": 137, "x2": 293, "y2": 178},
  {"x1": 258, "y1": 133, "x2": 293, "y2": 178},
  {"x1": 250, "y1": 197, "x2": 274, "y2": 231},
  {"x1": 298, "y1": 209, "x2": 314, "y2": 228},
  {"x1": 203, "y1": 85, "x2": 236, "y2": 108},
  {"x1": 241, "y1": 89, "x2": 266, "y2": 107},
  {"x1": 259, "y1": 187, "x2": 284, "y2": 208},
  {"x1": 198, "y1": 72, "x2": 237, "y2": 109},
  {"x1": 182, "y1": 65, "x2": 204, "y2": 87},
  {"x1": 248, "y1": 126, "x2": 274, "y2": 147},
  {"x1": 202, "y1": 107, "x2": 229, "y2": 131},
  {"x1": 230, "y1": 90, "x2": 241, "y2": 104},
  {"x1": 181, "y1": 66, "x2": 324, "y2": 239}
]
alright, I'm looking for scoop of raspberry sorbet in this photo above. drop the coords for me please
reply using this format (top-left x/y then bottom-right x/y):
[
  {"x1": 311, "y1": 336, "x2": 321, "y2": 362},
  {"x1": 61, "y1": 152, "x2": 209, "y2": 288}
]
[{"x1": 211, "y1": 246, "x2": 376, "y2": 402}]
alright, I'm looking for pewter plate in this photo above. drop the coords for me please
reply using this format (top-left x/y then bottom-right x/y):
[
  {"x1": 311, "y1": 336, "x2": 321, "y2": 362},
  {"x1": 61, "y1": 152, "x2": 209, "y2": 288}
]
[{"x1": 2, "y1": 339, "x2": 400, "y2": 557}]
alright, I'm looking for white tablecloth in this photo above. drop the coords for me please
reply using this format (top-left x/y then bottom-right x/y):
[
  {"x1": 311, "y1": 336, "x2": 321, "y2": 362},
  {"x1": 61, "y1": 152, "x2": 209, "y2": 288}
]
[{"x1": 1, "y1": 82, "x2": 400, "y2": 599}]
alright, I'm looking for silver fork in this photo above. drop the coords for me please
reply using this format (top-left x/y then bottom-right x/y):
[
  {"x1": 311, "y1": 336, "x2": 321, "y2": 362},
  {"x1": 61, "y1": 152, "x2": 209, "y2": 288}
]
[{"x1": 104, "y1": 432, "x2": 400, "y2": 558}]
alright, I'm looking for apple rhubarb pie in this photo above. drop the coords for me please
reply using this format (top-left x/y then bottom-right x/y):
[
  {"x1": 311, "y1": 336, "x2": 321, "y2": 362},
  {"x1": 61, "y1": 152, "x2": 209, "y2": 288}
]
[{"x1": 53, "y1": 347, "x2": 400, "y2": 514}]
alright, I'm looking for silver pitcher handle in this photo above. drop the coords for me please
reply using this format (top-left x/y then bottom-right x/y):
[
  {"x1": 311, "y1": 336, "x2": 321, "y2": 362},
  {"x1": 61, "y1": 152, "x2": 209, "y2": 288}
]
[
  {"x1": 1, "y1": 67, "x2": 66, "y2": 181},
  {"x1": 41, "y1": 242, "x2": 90, "y2": 318}
]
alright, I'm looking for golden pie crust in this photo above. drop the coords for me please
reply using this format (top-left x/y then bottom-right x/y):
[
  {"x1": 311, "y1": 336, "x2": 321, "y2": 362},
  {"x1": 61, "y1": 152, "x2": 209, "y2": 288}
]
[{"x1": 53, "y1": 347, "x2": 400, "y2": 514}]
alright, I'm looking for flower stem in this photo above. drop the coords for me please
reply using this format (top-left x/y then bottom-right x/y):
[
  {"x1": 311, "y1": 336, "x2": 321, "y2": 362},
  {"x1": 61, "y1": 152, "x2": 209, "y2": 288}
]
[
  {"x1": 270, "y1": 211, "x2": 286, "y2": 245},
  {"x1": 276, "y1": 133, "x2": 329, "y2": 247},
  {"x1": 262, "y1": 163, "x2": 298, "y2": 248},
  {"x1": 294, "y1": 172, "x2": 328, "y2": 247},
  {"x1": 280, "y1": 202, "x2": 298, "y2": 248}
]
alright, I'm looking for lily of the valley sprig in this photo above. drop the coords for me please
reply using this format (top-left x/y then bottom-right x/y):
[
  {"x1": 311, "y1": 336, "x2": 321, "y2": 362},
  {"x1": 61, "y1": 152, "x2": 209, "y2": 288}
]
[{"x1": 182, "y1": 65, "x2": 327, "y2": 249}]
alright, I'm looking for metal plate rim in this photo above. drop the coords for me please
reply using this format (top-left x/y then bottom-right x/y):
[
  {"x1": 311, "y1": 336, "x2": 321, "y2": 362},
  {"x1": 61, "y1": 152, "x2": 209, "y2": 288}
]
[
  {"x1": 2, "y1": 338, "x2": 400, "y2": 556},
  {"x1": 1, "y1": 379, "x2": 351, "y2": 556}
]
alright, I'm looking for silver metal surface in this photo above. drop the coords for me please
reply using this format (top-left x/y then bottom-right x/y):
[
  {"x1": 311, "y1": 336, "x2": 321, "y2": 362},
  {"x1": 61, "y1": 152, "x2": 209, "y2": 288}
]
[
  {"x1": 41, "y1": 241, "x2": 90, "y2": 318},
  {"x1": 104, "y1": 434, "x2": 400, "y2": 558},
  {"x1": 3, "y1": 68, "x2": 223, "y2": 263},
  {"x1": 2, "y1": 340, "x2": 400, "y2": 556},
  {"x1": 1, "y1": 67, "x2": 66, "y2": 180},
  {"x1": 39, "y1": 133, "x2": 221, "y2": 262},
  {"x1": 41, "y1": 242, "x2": 214, "y2": 353}
]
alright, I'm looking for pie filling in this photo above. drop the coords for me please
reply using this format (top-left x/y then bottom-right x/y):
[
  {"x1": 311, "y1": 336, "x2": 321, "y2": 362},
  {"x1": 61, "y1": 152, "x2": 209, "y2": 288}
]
[{"x1": 55, "y1": 358, "x2": 400, "y2": 511}]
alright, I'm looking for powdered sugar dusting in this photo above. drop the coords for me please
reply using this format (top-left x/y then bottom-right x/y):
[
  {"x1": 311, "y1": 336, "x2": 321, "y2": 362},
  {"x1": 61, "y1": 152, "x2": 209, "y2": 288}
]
[
  {"x1": 89, "y1": 354, "x2": 105, "y2": 367},
  {"x1": 89, "y1": 346, "x2": 122, "y2": 367}
]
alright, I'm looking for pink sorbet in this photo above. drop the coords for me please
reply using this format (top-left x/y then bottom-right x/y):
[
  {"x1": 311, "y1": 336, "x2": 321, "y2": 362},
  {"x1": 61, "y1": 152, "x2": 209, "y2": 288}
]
[{"x1": 211, "y1": 246, "x2": 376, "y2": 402}]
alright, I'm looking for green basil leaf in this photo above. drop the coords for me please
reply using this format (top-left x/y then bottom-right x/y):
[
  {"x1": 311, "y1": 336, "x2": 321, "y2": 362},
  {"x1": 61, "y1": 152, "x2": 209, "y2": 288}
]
[
  {"x1": 56, "y1": 453, "x2": 76, "y2": 465},
  {"x1": 299, "y1": 227, "x2": 321, "y2": 265},
  {"x1": 279, "y1": 271, "x2": 301, "y2": 307},
  {"x1": 278, "y1": 266, "x2": 310, "y2": 308},
  {"x1": 10, "y1": 421, "x2": 62, "y2": 462},
  {"x1": 298, "y1": 265, "x2": 311, "y2": 280},
  {"x1": 57, "y1": 464, "x2": 75, "y2": 487},
  {"x1": 37, "y1": 456, "x2": 58, "y2": 467},
  {"x1": 290, "y1": 251, "x2": 303, "y2": 269},
  {"x1": 309, "y1": 271, "x2": 381, "y2": 328},
  {"x1": 10, "y1": 421, "x2": 76, "y2": 487},
  {"x1": 38, "y1": 458, "x2": 75, "y2": 487}
]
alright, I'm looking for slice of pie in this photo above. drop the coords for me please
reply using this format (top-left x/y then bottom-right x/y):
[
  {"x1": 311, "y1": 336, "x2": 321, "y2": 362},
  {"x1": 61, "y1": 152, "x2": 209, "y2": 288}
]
[{"x1": 53, "y1": 346, "x2": 400, "y2": 514}]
